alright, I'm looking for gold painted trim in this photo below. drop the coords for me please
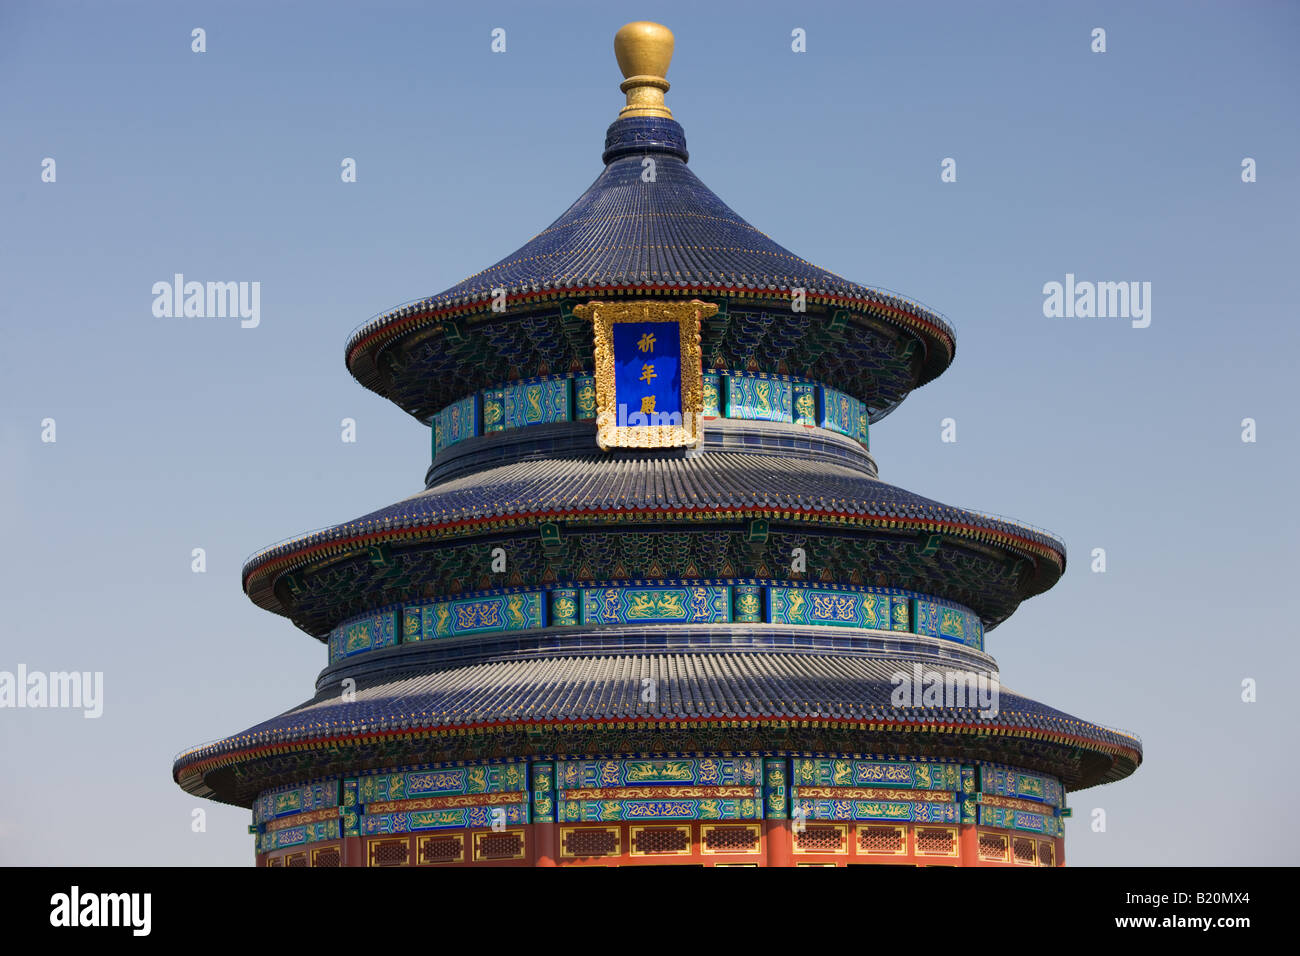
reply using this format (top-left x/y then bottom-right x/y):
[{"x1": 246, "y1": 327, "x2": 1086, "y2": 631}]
[
  {"x1": 1011, "y1": 834, "x2": 1038, "y2": 866},
  {"x1": 366, "y1": 836, "x2": 410, "y2": 867},
  {"x1": 699, "y1": 823, "x2": 762, "y2": 855},
  {"x1": 629, "y1": 824, "x2": 693, "y2": 856},
  {"x1": 472, "y1": 827, "x2": 527, "y2": 862},
  {"x1": 976, "y1": 829, "x2": 1011, "y2": 863},
  {"x1": 575, "y1": 298, "x2": 714, "y2": 450},
  {"x1": 913, "y1": 825, "x2": 959, "y2": 858},
  {"x1": 1037, "y1": 840, "x2": 1056, "y2": 867},
  {"x1": 856, "y1": 824, "x2": 908, "y2": 857},
  {"x1": 415, "y1": 833, "x2": 465, "y2": 866},
  {"x1": 560, "y1": 825, "x2": 622, "y2": 859},
  {"x1": 793, "y1": 822, "x2": 848, "y2": 854},
  {"x1": 309, "y1": 844, "x2": 341, "y2": 867}
]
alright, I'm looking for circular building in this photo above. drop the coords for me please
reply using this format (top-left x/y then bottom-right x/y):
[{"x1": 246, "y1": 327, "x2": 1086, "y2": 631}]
[{"x1": 174, "y1": 21, "x2": 1140, "y2": 867}]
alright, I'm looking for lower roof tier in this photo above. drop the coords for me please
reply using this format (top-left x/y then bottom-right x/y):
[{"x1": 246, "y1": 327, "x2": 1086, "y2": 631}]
[
  {"x1": 173, "y1": 651, "x2": 1141, "y2": 807},
  {"x1": 243, "y1": 449, "x2": 1066, "y2": 637}
]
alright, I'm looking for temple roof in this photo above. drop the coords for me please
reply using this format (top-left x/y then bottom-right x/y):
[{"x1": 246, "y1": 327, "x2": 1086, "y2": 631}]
[
  {"x1": 172, "y1": 651, "x2": 1141, "y2": 805},
  {"x1": 241, "y1": 450, "x2": 1067, "y2": 632},
  {"x1": 351, "y1": 119, "x2": 954, "y2": 332},
  {"x1": 344, "y1": 27, "x2": 954, "y2": 418}
]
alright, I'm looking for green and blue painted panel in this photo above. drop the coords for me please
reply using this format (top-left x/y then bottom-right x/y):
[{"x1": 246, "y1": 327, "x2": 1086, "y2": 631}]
[
  {"x1": 361, "y1": 802, "x2": 528, "y2": 835},
  {"x1": 405, "y1": 592, "x2": 545, "y2": 641},
  {"x1": 573, "y1": 375, "x2": 597, "y2": 420},
  {"x1": 434, "y1": 394, "x2": 479, "y2": 454},
  {"x1": 482, "y1": 387, "x2": 506, "y2": 433},
  {"x1": 703, "y1": 372, "x2": 722, "y2": 417},
  {"x1": 979, "y1": 804, "x2": 1061, "y2": 836},
  {"x1": 764, "y1": 757, "x2": 788, "y2": 819},
  {"x1": 356, "y1": 762, "x2": 530, "y2": 834},
  {"x1": 793, "y1": 796, "x2": 959, "y2": 823},
  {"x1": 980, "y1": 765, "x2": 1064, "y2": 807},
  {"x1": 793, "y1": 383, "x2": 817, "y2": 426},
  {"x1": 549, "y1": 588, "x2": 579, "y2": 626},
  {"x1": 558, "y1": 794, "x2": 761, "y2": 822},
  {"x1": 531, "y1": 761, "x2": 556, "y2": 823},
  {"x1": 260, "y1": 820, "x2": 340, "y2": 853},
  {"x1": 581, "y1": 585, "x2": 731, "y2": 625},
  {"x1": 913, "y1": 598, "x2": 984, "y2": 649},
  {"x1": 557, "y1": 757, "x2": 761, "y2": 788},
  {"x1": 724, "y1": 372, "x2": 792, "y2": 423},
  {"x1": 733, "y1": 585, "x2": 762, "y2": 622},
  {"x1": 357, "y1": 763, "x2": 527, "y2": 803},
  {"x1": 890, "y1": 595, "x2": 911, "y2": 631},
  {"x1": 342, "y1": 777, "x2": 359, "y2": 837},
  {"x1": 503, "y1": 377, "x2": 571, "y2": 430},
  {"x1": 328, "y1": 609, "x2": 399, "y2": 664},
  {"x1": 793, "y1": 758, "x2": 962, "y2": 791},
  {"x1": 768, "y1": 586, "x2": 892, "y2": 629},
  {"x1": 556, "y1": 757, "x2": 763, "y2": 823},
  {"x1": 254, "y1": 779, "x2": 340, "y2": 824},
  {"x1": 820, "y1": 386, "x2": 865, "y2": 443}
]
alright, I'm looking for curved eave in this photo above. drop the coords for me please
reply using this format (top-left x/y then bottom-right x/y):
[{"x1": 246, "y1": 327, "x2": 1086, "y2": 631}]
[
  {"x1": 345, "y1": 284, "x2": 955, "y2": 418},
  {"x1": 175, "y1": 652, "x2": 1137, "y2": 805},
  {"x1": 175, "y1": 715, "x2": 1140, "y2": 808},
  {"x1": 241, "y1": 502, "x2": 1065, "y2": 630}
]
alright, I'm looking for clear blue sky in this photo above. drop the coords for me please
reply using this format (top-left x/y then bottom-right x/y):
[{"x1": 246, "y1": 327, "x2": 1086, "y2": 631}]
[{"x1": 1, "y1": 0, "x2": 1296, "y2": 865}]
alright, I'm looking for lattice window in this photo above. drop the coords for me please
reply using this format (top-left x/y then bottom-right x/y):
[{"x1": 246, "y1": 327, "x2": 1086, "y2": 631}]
[
  {"x1": 311, "y1": 846, "x2": 341, "y2": 868},
  {"x1": 285, "y1": 852, "x2": 308, "y2": 868},
  {"x1": 418, "y1": 835, "x2": 464, "y2": 865},
  {"x1": 795, "y1": 825, "x2": 845, "y2": 852},
  {"x1": 632, "y1": 826, "x2": 690, "y2": 855},
  {"x1": 475, "y1": 831, "x2": 525, "y2": 862},
  {"x1": 562, "y1": 827, "x2": 620, "y2": 858},
  {"x1": 1038, "y1": 841, "x2": 1055, "y2": 867},
  {"x1": 266, "y1": 855, "x2": 283, "y2": 868},
  {"x1": 859, "y1": 826, "x2": 905, "y2": 855},
  {"x1": 368, "y1": 838, "x2": 409, "y2": 867},
  {"x1": 1013, "y1": 837, "x2": 1036, "y2": 864},
  {"x1": 703, "y1": 825, "x2": 760, "y2": 853},
  {"x1": 978, "y1": 832, "x2": 1009, "y2": 862},
  {"x1": 915, "y1": 827, "x2": 957, "y2": 856}
]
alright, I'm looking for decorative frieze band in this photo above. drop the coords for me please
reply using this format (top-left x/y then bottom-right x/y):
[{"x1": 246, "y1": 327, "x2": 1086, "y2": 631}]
[
  {"x1": 430, "y1": 369, "x2": 871, "y2": 459},
  {"x1": 251, "y1": 756, "x2": 1066, "y2": 856},
  {"x1": 326, "y1": 583, "x2": 984, "y2": 664}
]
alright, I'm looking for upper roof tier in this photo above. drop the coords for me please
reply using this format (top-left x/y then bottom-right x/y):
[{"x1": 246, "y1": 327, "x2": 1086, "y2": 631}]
[{"x1": 346, "y1": 22, "x2": 955, "y2": 424}]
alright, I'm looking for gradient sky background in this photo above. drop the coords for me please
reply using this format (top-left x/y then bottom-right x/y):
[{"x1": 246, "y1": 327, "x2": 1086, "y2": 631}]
[{"x1": 2, "y1": 0, "x2": 1296, "y2": 866}]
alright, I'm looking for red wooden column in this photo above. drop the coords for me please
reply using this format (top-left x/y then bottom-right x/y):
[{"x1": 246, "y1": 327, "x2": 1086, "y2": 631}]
[
  {"x1": 341, "y1": 835, "x2": 364, "y2": 867},
  {"x1": 535, "y1": 822, "x2": 558, "y2": 866},
  {"x1": 958, "y1": 823, "x2": 980, "y2": 866},
  {"x1": 765, "y1": 819, "x2": 793, "y2": 867}
]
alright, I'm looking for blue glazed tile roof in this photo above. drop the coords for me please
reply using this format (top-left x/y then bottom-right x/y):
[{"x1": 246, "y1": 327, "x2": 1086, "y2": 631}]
[
  {"x1": 346, "y1": 117, "x2": 954, "y2": 381},
  {"x1": 172, "y1": 652, "x2": 1141, "y2": 796},
  {"x1": 243, "y1": 451, "x2": 1066, "y2": 604}
]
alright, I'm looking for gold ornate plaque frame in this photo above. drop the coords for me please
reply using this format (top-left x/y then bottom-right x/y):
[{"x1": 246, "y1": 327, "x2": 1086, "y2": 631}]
[{"x1": 575, "y1": 299, "x2": 715, "y2": 451}]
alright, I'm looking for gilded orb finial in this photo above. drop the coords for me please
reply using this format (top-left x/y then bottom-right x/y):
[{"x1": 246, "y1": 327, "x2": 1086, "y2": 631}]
[{"x1": 614, "y1": 21, "x2": 674, "y2": 119}]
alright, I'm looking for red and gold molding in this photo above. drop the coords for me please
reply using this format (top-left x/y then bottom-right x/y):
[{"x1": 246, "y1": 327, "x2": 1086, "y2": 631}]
[
  {"x1": 365, "y1": 791, "x2": 528, "y2": 814},
  {"x1": 257, "y1": 821, "x2": 1060, "y2": 868}
]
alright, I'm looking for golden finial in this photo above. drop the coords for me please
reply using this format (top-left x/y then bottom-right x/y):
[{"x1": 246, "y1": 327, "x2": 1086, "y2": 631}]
[{"x1": 614, "y1": 21, "x2": 674, "y2": 119}]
